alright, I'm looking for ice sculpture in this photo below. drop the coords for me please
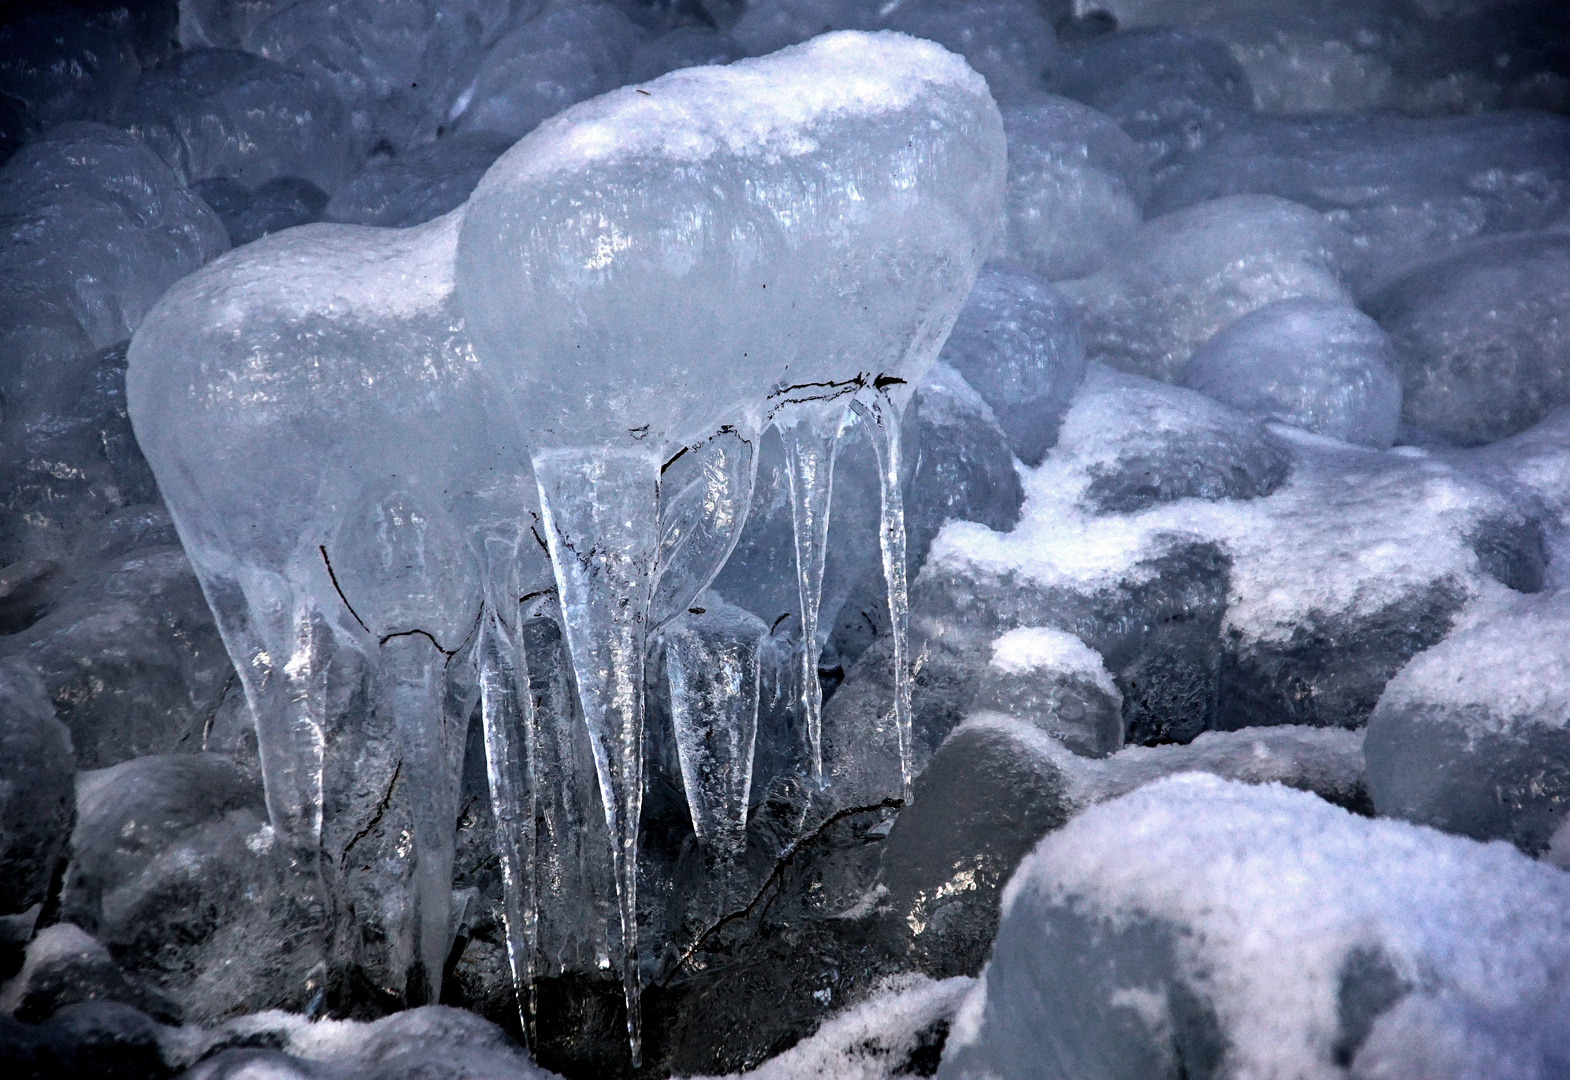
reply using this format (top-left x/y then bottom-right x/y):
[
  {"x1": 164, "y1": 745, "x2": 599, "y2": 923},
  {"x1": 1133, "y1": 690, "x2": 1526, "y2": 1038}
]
[
  {"x1": 130, "y1": 30, "x2": 1001, "y2": 1062},
  {"x1": 456, "y1": 31, "x2": 1003, "y2": 1059}
]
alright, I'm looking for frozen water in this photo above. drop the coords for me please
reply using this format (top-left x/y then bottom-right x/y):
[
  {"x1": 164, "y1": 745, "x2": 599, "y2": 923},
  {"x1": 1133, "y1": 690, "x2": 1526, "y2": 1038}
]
[
  {"x1": 1368, "y1": 234, "x2": 1570, "y2": 446},
  {"x1": 1180, "y1": 297, "x2": 1403, "y2": 449},
  {"x1": 450, "y1": 3, "x2": 645, "y2": 140},
  {"x1": 456, "y1": 30, "x2": 1004, "y2": 1059},
  {"x1": 127, "y1": 208, "x2": 517, "y2": 1004},
  {"x1": 939, "y1": 773, "x2": 1570, "y2": 1080},
  {"x1": 1063, "y1": 194, "x2": 1353, "y2": 382},
  {"x1": 663, "y1": 593, "x2": 768, "y2": 861},
  {"x1": 1366, "y1": 588, "x2": 1570, "y2": 857},
  {"x1": 250, "y1": 0, "x2": 525, "y2": 152},
  {"x1": 325, "y1": 133, "x2": 514, "y2": 228},
  {"x1": 936, "y1": 262, "x2": 1086, "y2": 465},
  {"x1": 116, "y1": 49, "x2": 357, "y2": 194},
  {"x1": 974, "y1": 627, "x2": 1123, "y2": 757},
  {"x1": 0, "y1": 661, "x2": 73, "y2": 924},
  {"x1": 995, "y1": 97, "x2": 1149, "y2": 281},
  {"x1": 879, "y1": 0, "x2": 1061, "y2": 104},
  {"x1": 1147, "y1": 110, "x2": 1570, "y2": 295}
]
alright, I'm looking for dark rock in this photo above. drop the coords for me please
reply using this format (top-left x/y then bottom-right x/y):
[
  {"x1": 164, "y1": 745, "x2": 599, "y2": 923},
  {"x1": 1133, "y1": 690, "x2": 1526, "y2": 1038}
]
[
  {"x1": 37, "y1": 1000, "x2": 172, "y2": 1080},
  {"x1": 0, "y1": 660, "x2": 73, "y2": 921},
  {"x1": 1, "y1": 923, "x2": 180, "y2": 1025}
]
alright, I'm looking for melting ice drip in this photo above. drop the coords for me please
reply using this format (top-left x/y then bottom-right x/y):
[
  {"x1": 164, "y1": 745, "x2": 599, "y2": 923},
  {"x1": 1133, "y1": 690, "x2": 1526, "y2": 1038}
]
[{"x1": 129, "y1": 31, "x2": 1003, "y2": 1066}]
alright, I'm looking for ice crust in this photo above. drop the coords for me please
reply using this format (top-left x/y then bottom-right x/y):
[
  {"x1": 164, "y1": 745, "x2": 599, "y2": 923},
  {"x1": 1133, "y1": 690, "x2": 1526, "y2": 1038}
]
[
  {"x1": 939, "y1": 773, "x2": 1570, "y2": 1080},
  {"x1": 1181, "y1": 297, "x2": 1403, "y2": 449}
]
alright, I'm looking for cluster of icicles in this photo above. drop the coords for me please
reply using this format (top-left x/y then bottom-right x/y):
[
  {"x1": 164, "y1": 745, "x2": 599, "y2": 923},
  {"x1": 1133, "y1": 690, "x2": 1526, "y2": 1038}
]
[{"x1": 126, "y1": 33, "x2": 1006, "y2": 1065}]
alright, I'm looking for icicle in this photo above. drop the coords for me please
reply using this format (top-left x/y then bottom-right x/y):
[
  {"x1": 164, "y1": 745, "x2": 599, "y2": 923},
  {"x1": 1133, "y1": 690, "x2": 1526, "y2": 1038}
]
[
  {"x1": 853, "y1": 392, "x2": 914, "y2": 801},
  {"x1": 776, "y1": 403, "x2": 847, "y2": 788},
  {"x1": 249, "y1": 595, "x2": 334, "y2": 1005},
  {"x1": 653, "y1": 430, "x2": 758, "y2": 631},
  {"x1": 664, "y1": 595, "x2": 767, "y2": 862},
  {"x1": 379, "y1": 630, "x2": 460, "y2": 1003},
  {"x1": 477, "y1": 535, "x2": 538, "y2": 1043},
  {"x1": 533, "y1": 447, "x2": 661, "y2": 1068}
]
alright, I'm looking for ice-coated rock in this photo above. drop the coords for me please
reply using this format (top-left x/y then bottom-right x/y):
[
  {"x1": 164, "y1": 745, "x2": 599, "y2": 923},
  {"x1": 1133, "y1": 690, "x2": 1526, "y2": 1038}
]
[
  {"x1": 1048, "y1": 28, "x2": 1252, "y2": 178},
  {"x1": 117, "y1": 49, "x2": 357, "y2": 193},
  {"x1": 1366, "y1": 590, "x2": 1570, "y2": 858},
  {"x1": 938, "y1": 774, "x2": 1570, "y2": 1080},
  {"x1": 882, "y1": 716, "x2": 1368, "y2": 978},
  {"x1": 192, "y1": 175, "x2": 330, "y2": 247},
  {"x1": 1064, "y1": 195, "x2": 1353, "y2": 382},
  {"x1": 0, "y1": 541, "x2": 234, "y2": 769},
  {"x1": 878, "y1": 0, "x2": 1061, "y2": 104},
  {"x1": 0, "y1": 11, "x2": 142, "y2": 131},
  {"x1": 627, "y1": 26, "x2": 739, "y2": 84},
  {"x1": 0, "y1": 661, "x2": 72, "y2": 928},
  {"x1": 177, "y1": 0, "x2": 293, "y2": 51},
  {"x1": 0, "y1": 123, "x2": 227, "y2": 451},
  {"x1": 1147, "y1": 111, "x2": 1570, "y2": 295},
  {"x1": 1367, "y1": 234, "x2": 1570, "y2": 446},
  {"x1": 935, "y1": 262, "x2": 1085, "y2": 466},
  {"x1": 325, "y1": 134, "x2": 514, "y2": 228},
  {"x1": 879, "y1": 361, "x2": 1544, "y2": 752},
  {"x1": 3, "y1": 999, "x2": 175, "y2": 1080},
  {"x1": 972, "y1": 627, "x2": 1122, "y2": 757},
  {"x1": 1180, "y1": 297, "x2": 1403, "y2": 449},
  {"x1": 55, "y1": 754, "x2": 313, "y2": 1024},
  {"x1": 450, "y1": 3, "x2": 645, "y2": 139},
  {"x1": 729, "y1": 0, "x2": 878, "y2": 58},
  {"x1": 250, "y1": 0, "x2": 525, "y2": 151},
  {"x1": 0, "y1": 922, "x2": 181, "y2": 1024},
  {"x1": 994, "y1": 97, "x2": 1148, "y2": 282}
]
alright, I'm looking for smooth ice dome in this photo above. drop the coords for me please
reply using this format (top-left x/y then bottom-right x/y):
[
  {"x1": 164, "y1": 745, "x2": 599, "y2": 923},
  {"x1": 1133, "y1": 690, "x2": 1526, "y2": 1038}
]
[
  {"x1": 1181, "y1": 297, "x2": 1403, "y2": 448},
  {"x1": 939, "y1": 774, "x2": 1570, "y2": 1080},
  {"x1": 457, "y1": 30, "x2": 1006, "y2": 453}
]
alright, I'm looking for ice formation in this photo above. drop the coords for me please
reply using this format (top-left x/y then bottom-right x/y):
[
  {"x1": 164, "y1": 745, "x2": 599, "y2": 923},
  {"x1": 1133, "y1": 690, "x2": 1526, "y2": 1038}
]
[{"x1": 124, "y1": 30, "x2": 1003, "y2": 1064}]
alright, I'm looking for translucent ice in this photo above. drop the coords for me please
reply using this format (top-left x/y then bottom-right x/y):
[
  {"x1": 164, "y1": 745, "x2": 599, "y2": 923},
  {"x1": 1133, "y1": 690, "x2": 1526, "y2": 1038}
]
[
  {"x1": 1180, "y1": 297, "x2": 1403, "y2": 449},
  {"x1": 127, "y1": 210, "x2": 512, "y2": 1004},
  {"x1": 1063, "y1": 194, "x2": 1353, "y2": 382},
  {"x1": 450, "y1": 3, "x2": 645, "y2": 140},
  {"x1": 995, "y1": 97, "x2": 1149, "y2": 281},
  {"x1": 935, "y1": 262, "x2": 1086, "y2": 465},
  {"x1": 973, "y1": 627, "x2": 1122, "y2": 757},
  {"x1": 939, "y1": 774, "x2": 1570, "y2": 1080},
  {"x1": 455, "y1": 31, "x2": 1004, "y2": 1057},
  {"x1": 663, "y1": 593, "x2": 768, "y2": 861},
  {"x1": 116, "y1": 49, "x2": 357, "y2": 194}
]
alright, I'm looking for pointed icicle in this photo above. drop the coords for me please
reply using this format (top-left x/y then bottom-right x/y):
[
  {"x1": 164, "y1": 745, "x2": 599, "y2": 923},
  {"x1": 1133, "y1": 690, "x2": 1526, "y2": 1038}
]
[
  {"x1": 245, "y1": 593, "x2": 334, "y2": 1007},
  {"x1": 776, "y1": 404, "x2": 846, "y2": 788},
  {"x1": 533, "y1": 447, "x2": 661, "y2": 1068},
  {"x1": 854, "y1": 393, "x2": 914, "y2": 801},
  {"x1": 653, "y1": 431, "x2": 758, "y2": 632},
  {"x1": 477, "y1": 536, "x2": 539, "y2": 1043},
  {"x1": 379, "y1": 631, "x2": 460, "y2": 1003},
  {"x1": 664, "y1": 594, "x2": 767, "y2": 863}
]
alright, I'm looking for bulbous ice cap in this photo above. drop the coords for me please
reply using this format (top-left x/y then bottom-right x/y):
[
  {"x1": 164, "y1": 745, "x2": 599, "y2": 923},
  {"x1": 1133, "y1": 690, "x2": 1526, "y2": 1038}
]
[{"x1": 456, "y1": 30, "x2": 1007, "y2": 457}]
